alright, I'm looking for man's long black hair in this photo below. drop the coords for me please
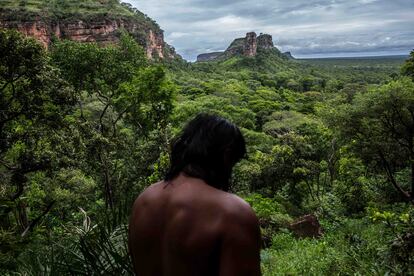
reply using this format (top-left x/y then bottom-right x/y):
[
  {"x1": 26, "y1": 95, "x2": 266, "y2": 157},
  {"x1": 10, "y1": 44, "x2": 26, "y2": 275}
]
[{"x1": 164, "y1": 113, "x2": 246, "y2": 191}]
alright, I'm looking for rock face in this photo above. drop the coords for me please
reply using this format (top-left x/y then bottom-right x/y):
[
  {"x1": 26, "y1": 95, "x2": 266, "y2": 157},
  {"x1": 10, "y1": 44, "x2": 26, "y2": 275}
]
[
  {"x1": 288, "y1": 214, "x2": 323, "y2": 238},
  {"x1": 146, "y1": 28, "x2": 165, "y2": 59},
  {"x1": 244, "y1": 32, "x2": 257, "y2": 57},
  {"x1": 196, "y1": 32, "x2": 282, "y2": 62},
  {"x1": 0, "y1": 20, "x2": 50, "y2": 47},
  {"x1": 257, "y1": 33, "x2": 274, "y2": 49},
  {"x1": 0, "y1": 18, "x2": 177, "y2": 60},
  {"x1": 226, "y1": 32, "x2": 274, "y2": 58}
]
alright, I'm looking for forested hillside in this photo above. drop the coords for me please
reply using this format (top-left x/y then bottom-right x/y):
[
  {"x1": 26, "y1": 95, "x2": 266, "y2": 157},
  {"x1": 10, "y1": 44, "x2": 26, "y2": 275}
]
[{"x1": 1, "y1": 1, "x2": 414, "y2": 274}]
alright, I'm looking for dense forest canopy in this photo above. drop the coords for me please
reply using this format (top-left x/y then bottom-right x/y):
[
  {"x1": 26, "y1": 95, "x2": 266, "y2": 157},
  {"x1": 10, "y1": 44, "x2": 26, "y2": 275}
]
[{"x1": 0, "y1": 6, "x2": 414, "y2": 274}]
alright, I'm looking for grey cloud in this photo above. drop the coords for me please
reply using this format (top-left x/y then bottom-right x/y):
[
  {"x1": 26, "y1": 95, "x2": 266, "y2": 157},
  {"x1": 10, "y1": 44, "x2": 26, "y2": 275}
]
[{"x1": 126, "y1": 0, "x2": 414, "y2": 60}]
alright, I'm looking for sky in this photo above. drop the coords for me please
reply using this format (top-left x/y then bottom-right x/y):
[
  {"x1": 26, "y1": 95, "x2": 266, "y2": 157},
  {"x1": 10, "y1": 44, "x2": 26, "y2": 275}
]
[{"x1": 125, "y1": 0, "x2": 414, "y2": 61}]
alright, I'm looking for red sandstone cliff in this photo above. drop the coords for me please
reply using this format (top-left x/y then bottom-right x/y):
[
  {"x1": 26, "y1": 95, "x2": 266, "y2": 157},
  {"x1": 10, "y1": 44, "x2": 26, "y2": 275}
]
[
  {"x1": 244, "y1": 32, "x2": 258, "y2": 57},
  {"x1": 0, "y1": 13, "x2": 179, "y2": 60}
]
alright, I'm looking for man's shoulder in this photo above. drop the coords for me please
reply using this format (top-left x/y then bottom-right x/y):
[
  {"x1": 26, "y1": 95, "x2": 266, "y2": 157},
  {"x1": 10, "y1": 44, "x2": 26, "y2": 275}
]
[
  {"x1": 218, "y1": 193, "x2": 261, "y2": 253},
  {"x1": 219, "y1": 193, "x2": 258, "y2": 227},
  {"x1": 133, "y1": 181, "x2": 164, "y2": 206}
]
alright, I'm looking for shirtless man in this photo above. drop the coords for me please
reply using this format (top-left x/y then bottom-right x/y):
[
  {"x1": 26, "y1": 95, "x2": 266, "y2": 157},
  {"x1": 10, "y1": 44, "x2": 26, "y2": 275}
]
[{"x1": 128, "y1": 114, "x2": 261, "y2": 276}]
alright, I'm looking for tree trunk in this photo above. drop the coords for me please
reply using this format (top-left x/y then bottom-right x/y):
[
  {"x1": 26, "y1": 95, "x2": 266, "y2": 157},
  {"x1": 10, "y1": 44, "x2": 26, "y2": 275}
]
[
  {"x1": 411, "y1": 155, "x2": 414, "y2": 199},
  {"x1": 17, "y1": 201, "x2": 28, "y2": 231},
  {"x1": 100, "y1": 151, "x2": 114, "y2": 209},
  {"x1": 378, "y1": 150, "x2": 414, "y2": 205},
  {"x1": 328, "y1": 139, "x2": 337, "y2": 186},
  {"x1": 305, "y1": 180, "x2": 315, "y2": 201},
  {"x1": 410, "y1": 137, "x2": 414, "y2": 199},
  {"x1": 21, "y1": 201, "x2": 55, "y2": 238}
]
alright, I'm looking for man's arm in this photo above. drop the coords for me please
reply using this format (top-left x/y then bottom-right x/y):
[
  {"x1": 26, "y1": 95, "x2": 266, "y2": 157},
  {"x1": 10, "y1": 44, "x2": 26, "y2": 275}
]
[{"x1": 219, "y1": 203, "x2": 262, "y2": 276}]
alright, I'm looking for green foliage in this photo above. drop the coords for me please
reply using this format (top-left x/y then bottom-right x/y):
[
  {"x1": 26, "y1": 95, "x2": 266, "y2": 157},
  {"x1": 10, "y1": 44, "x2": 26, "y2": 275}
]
[
  {"x1": 333, "y1": 156, "x2": 370, "y2": 214},
  {"x1": 0, "y1": 29, "x2": 78, "y2": 272},
  {"x1": 243, "y1": 194, "x2": 292, "y2": 248},
  {"x1": 323, "y1": 78, "x2": 414, "y2": 204},
  {"x1": 300, "y1": 56, "x2": 404, "y2": 84},
  {"x1": 367, "y1": 205, "x2": 414, "y2": 274},
  {"x1": 244, "y1": 193, "x2": 287, "y2": 219},
  {"x1": 263, "y1": 110, "x2": 311, "y2": 137},
  {"x1": 0, "y1": 29, "x2": 173, "y2": 274},
  {"x1": 50, "y1": 33, "x2": 174, "y2": 209},
  {"x1": 401, "y1": 49, "x2": 414, "y2": 80},
  {"x1": 0, "y1": 0, "x2": 158, "y2": 29},
  {"x1": 262, "y1": 218, "x2": 391, "y2": 275},
  {"x1": 17, "y1": 207, "x2": 133, "y2": 275}
]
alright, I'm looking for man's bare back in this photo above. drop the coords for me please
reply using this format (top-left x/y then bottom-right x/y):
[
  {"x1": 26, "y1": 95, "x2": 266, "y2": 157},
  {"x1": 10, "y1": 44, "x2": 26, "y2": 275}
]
[
  {"x1": 129, "y1": 114, "x2": 261, "y2": 275},
  {"x1": 128, "y1": 173, "x2": 261, "y2": 275}
]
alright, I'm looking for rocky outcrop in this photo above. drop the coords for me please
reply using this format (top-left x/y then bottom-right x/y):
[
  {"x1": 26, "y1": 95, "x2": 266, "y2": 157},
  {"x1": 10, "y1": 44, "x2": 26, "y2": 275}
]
[
  {"x1": 225, "y1": 38, "x2": 245, "y2": 56},
  {"x1": 197, "y1": 52, "x2": 223, "y2": 62},
  {"x1": 0, "y1": 18, "x2": 177, "y2": 59},
  {"x1": 146, "y1": 29, "x2": 165, "y2": 59},
  {"x1": 0, "y1": 20, "x2": 51, "y2": 47},
  {"x1": 288, "y1": 214, "x2": 323, "y2": 238},
  {"x1": 244, "y1": 32, "x2": 257, "y2": 57},
  {"x1": 196, "y1": 32, "x2": 284, "y2": 62},
  {"x1": 257, "y1": 33, "x2": 274, "y2": 49}
]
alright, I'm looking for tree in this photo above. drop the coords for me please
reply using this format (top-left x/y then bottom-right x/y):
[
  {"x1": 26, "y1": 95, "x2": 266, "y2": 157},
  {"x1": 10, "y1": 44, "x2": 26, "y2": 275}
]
[
  {"x1": 0, "y1": 29, "x2": 76, "y2": 227},
  {"x1": 0, "y1": 30, "x2": 79, "y2": 271},
  {"x1": 326, "y1": 78, "x2": 414, "y2": 204},
  {"x1": 51, "y1": 33, "x2": 174, "y2": 208},
  {"x1": 401, "y1": 49, "x2": 414, "y2": 81}
]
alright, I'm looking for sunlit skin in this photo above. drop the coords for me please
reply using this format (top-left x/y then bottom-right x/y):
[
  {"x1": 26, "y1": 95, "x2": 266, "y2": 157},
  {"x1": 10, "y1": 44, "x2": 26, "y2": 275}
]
[{"x1": 128, "y1": 172, "x2": 262, "y2": 276}]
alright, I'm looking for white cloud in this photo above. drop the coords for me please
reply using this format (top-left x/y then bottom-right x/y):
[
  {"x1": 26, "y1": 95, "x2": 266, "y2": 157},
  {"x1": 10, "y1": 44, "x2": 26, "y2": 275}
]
[
  {"x1": 125, "y1": 0, "x2": 414, "y2": 60},
  {"x1": 359, "y1": 0, "x2": 379, "y2": 4},
  {"x1": 193, "y1": 15, "x2": 258, "y2": 30},
  {"x1": 169, "y1": 32, "x2": 190, "y2": 39}
]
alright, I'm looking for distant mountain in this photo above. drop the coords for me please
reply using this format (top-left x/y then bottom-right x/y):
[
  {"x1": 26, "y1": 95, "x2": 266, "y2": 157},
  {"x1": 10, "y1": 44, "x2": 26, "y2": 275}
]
[
  {"x1": 283, "y1": 51, "x2": 295, "y2": 60},
  {"x1": 0, "y1": 0, "x2": 181, "y2": 60},
  {"x1": 196, "y1": 32, "x2": 293, "y2": 62},
  {"x1": 196, "y1": 52, "x2": 223, "y2": 62}
]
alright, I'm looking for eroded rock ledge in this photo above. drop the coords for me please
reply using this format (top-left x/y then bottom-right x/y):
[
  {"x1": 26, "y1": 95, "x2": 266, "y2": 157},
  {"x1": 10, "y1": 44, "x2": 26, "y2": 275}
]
[
  {"x1": 196, "y1": 32, "x2": 292, "y2": 62},
  {"x1": 0, "y1": 16, "x2": 179, "y2": 60}
]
